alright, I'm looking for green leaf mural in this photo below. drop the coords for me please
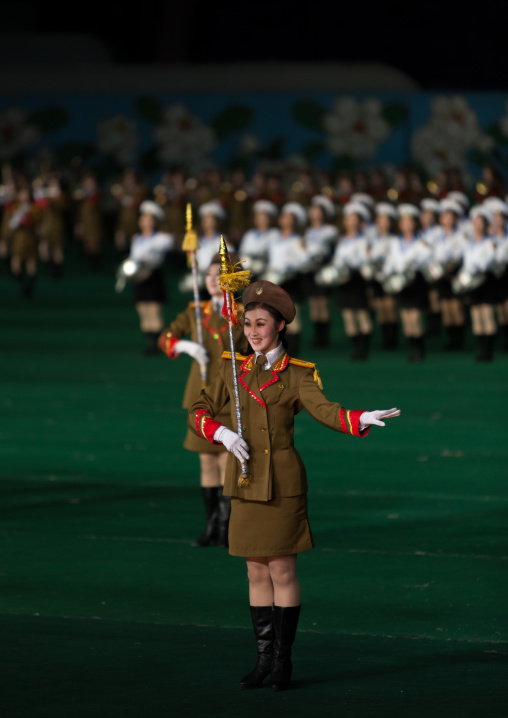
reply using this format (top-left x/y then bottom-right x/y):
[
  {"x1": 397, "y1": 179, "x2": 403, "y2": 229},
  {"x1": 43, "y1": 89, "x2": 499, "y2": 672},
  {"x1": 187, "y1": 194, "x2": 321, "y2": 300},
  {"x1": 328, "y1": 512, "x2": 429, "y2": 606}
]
[
  {"x1": 382, "y1": 102, "x2": 408, "y2": 128},
  {"x1": 211, "y1": 106, "x2": 255, "y2": 140},
  {"x1": 136, "y1": 97, "x2": 164, "y2": 124},
  {"x1": 29, "y1": 107, "x2": 69, "y2": 133},
  {"x1": 292, "y1": 100, "x2": 325, "y2": 130}
]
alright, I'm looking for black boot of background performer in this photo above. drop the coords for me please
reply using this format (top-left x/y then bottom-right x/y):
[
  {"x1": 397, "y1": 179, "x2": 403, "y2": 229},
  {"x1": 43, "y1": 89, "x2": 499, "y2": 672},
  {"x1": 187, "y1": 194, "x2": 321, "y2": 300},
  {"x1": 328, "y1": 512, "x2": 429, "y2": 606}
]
[
  {"x1": 271, "y1": 605, "x2": 301, "y2": 692},
  {"x1": 285, "y1": 334, "x2": 300, "y2": 358},
  {"x1": 216, "y1": 486, "x2": 231, "y2": 548},
  {"x1": 409, "y1": 336, "x2": 425, "y2": 362},
  {"x1": 194, "y1": 487, "x2": 219, "y2": 547},
  {"x1": 239, "y1": 606, "x2": 274, "y2": 690},
  {"x1": 143, "y1": 332, "x2": 160, "y2": 356},
  {"x1": 313, "y1": 321, "x2": 330, "y2": 348}
]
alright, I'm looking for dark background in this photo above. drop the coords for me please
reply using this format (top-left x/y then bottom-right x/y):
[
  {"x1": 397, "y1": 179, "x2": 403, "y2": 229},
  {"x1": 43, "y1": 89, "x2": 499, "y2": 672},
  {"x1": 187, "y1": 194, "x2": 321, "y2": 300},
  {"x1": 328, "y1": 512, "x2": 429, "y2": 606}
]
[{"x1": 2, "y1": 0, "x2": 508, "y2": 90}]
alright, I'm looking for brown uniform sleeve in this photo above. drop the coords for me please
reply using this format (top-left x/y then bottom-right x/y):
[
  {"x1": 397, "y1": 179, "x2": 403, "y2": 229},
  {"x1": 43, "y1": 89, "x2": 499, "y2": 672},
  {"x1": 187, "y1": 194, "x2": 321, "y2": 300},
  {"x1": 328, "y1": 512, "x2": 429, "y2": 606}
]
[
  {"x1": 159, "y1": 306, "x2": 194, "y2": 357},
  {"x1": 186, "y1": 364, "x2": 231, "y2": 443},
  {"x1": 298, "y1": 368, "x2": 370, "y2": 438}
]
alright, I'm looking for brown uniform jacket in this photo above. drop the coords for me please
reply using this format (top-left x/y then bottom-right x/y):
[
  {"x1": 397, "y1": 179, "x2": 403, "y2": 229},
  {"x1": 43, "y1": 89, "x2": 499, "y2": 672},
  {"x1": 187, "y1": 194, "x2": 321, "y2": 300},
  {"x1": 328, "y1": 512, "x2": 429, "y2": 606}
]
[
  {"x1": 160, "y1": 300, "x2": 249, "y2": 409},
  {"x1": 188, "y1": 351, "x2": 369, "y2": 502}
]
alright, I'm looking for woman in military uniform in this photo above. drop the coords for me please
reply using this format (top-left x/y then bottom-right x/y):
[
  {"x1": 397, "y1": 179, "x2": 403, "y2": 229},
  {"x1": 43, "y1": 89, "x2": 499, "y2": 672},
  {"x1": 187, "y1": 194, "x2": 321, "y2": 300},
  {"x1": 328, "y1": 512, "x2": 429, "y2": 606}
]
[
  {"x1": 112, "y1": 168, "x2": 146, "y2": 251},
  {"x1": 159, "y1": 253, "x2": 249, "y2": 548},
  {"x1": 5, "y1": 183, "x2": 41, "y2": 297},
  {"x1": 74, "y1": 171, "x2": 103, "y2": 271},
  {"x1": 187, "y1": 280, "x2": 399, "y2": 691},
  {"x1": 36, "y1": 174, "x2": 67, "y2": 280}
]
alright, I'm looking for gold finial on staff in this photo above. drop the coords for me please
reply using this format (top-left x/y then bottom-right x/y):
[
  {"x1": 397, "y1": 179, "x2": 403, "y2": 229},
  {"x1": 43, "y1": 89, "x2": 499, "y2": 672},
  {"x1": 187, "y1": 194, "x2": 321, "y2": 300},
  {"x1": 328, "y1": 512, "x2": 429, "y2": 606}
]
[{"x1": 182, "y1": 203, "x2": 199, "y2": 252}]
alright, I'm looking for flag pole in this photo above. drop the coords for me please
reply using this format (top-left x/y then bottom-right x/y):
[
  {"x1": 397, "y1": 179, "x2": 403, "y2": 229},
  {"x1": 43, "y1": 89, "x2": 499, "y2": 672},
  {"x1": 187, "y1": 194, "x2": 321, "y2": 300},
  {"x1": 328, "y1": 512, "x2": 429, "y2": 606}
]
[
  {"x1": 182, "y1": 203, "x2": 207, "y2": 390},
  {"x1": 218, "y1": 236, "x2": 252, "y2": 487}
]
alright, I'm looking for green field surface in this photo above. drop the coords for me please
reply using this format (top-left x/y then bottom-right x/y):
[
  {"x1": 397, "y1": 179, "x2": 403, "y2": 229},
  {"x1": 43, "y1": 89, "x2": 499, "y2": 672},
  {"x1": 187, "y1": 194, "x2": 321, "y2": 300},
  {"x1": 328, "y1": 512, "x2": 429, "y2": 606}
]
[{"x1": 1, "y1": 251, "x2": 507, "y2": 717}]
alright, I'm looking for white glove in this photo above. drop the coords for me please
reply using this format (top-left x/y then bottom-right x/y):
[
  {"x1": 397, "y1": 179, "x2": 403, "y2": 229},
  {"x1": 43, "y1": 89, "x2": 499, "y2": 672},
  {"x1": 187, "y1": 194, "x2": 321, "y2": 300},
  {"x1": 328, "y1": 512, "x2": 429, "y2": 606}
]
[
  {"x1": 174, "y1": 340, "x2": 209, "y2": 365},
  {"x1": 214, "y1": 426, "x2": 250, "y2": 462},
  {"x1": 359, "y1": 408, "x2": 401, "y2": 429}
]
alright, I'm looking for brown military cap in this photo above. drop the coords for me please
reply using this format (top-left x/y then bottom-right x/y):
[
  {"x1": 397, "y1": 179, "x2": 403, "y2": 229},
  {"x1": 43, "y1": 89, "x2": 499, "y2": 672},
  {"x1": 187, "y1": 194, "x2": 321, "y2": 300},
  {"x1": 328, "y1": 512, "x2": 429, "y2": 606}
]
[
  {"x1": 210, "y1": 251, "x2": 242, "y2": 270},
  {"x1": 242, "y1": 280, "x2": 296, "y2": 324}
]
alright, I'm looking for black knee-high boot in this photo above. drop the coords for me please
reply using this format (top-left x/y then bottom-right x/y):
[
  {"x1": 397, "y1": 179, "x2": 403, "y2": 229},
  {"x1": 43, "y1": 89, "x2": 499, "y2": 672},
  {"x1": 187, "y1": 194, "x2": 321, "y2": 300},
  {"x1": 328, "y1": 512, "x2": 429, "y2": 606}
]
[
  {"x1": 285, "y1": 334, "x2": 300, "y2": 357},
  {"x1": 216, "y1": 486, "x2": 230, "y2": 549},
  {"x1": 143, "y1": 332, "x2": 160, "y2": 356},
  {"x1": 409, "y1": 336, "x2": 425, "y2": 362},
  {"x1": 312, "y1": 321, "x2": 330, "y2": 348},
  {"x1": 427, "y1": 312, "x2": 441, "y2": 336},
  {"x1": 239, "y1": 606, "x2": 274, "y2": 690},
  {"x1": 271, "y1": 605, "x2": 301, "y2": 692},
  {"x1": 194, "y1": 487, "x2": 219, "y2": 547}
]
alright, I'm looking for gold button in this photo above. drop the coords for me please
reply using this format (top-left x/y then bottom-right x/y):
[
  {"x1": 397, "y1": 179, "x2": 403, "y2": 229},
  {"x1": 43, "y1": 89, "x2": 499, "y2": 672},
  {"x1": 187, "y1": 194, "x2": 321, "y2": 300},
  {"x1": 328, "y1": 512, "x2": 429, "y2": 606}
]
[
  {"x1": 260, "y1": 426, "x2": 266, "y2": 431},
  {"x1": 213, "y1": 333, "x2": 219, "y2": 339},
  {"x1": 264, "y1": 449, "x2": 268, "y2": 454}
]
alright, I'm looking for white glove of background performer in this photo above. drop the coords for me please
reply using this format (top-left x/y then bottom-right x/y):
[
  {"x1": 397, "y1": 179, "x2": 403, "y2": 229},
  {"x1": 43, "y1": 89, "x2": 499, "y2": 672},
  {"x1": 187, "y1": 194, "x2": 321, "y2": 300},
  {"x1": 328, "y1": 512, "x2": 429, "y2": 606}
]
[
  {"x1": 359, "y1": 408, "x2": 401, "y2": 430},
  {"x1": 174, "y1": 340, "x2": 209, "y2": 365},
  {"x1": 214, "y1": 426, "x2": 250, "y2": 462}
]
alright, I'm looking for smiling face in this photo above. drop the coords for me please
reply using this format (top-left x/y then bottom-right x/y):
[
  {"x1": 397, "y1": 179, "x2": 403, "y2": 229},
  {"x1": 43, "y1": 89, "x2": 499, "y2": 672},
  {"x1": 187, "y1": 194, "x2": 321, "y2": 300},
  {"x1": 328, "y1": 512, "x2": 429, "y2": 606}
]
[
  {"x1": 205, "y1": 263, "x2": 223, "y2": 299},
  {"x1": 244, "y1": 307, "x2": 285, "y2": 355}
]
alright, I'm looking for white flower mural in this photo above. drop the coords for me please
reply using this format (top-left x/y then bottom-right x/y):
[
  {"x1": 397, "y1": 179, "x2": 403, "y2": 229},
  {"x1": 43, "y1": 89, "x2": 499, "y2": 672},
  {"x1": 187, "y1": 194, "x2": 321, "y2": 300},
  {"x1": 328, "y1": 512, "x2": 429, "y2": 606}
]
[
  {"x1": 153, "y1": 104, "x2": 216, "y2": 172},
  {"x1": 0, "y1": 107, "x2": 41, "y2": 161},
  {"x1": 411, "y1": 95, "x2": 494, "y2": 176},
  {"x1": 323, "y1": 97, "x2": 392, "y2": 160},
  {"x1": 96, "y1": 115, "x2": 139, "y2": 166}
]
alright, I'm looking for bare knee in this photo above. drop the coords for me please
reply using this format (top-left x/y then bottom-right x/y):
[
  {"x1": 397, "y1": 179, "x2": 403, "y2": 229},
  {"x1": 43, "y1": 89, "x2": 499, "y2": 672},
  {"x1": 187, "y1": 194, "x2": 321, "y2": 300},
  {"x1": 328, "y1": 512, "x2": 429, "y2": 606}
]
[
  {"x1": 247, "y1": 559, "x2": 270, "y2": 586},
  {"x1": 268, "y1": 558, "x2": 297, "y2": 588}
]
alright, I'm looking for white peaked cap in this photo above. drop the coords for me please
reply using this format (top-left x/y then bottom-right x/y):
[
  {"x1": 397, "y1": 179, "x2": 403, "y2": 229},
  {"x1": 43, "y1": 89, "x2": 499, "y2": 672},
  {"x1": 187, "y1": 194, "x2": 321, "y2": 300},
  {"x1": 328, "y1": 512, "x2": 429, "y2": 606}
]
[
  {"x1": 375, "y1": 202, "x2": 398, "y2": 219},
  {"x1": 447, "y1": 191, "x2": 470, "y2": 209},
  {"x1": 350, "y1": 192, "x2": 375, "y2": 208},
  {"x1": 482, "y1": 197, "x2": 508, "y2": 215},
  {"x1": 470, "y1": 205, "x2": 492, "y2": 222},
  {"x1": 439, "y1": 199, "x2": 464, "y2": 216},
  {"x1": 397, "y1": 203, "x2": 420, "y2": 218},
  {"x1": 198, "y1": 200, "x2": 226, "y2": 220},
  {"x1": 420, "y1": 198, "x2": 441, "y2": 213},
  {"x1": 253, "y1": 199, "x2": 278, "y2": 217},
  {"x1": 310, "y1": 194, "x2": 336, "y2": 219},
  {"x1": 343, "y1": 202, "x2": 370, "y2": 222},
  {"x1": 139, "y1": 200, "x2": 165, "y2": 221},
  {"x1": 281, "y1": 201, "x2": 307, "y2": 227}
]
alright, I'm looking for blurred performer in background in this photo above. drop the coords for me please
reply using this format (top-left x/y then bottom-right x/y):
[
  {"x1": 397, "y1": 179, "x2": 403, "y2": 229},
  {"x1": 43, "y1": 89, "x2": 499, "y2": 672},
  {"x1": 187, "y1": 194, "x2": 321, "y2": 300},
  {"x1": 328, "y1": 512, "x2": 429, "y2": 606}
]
[
  {"x1": 196, "y1": 201, "x2": 228, "y2": 272},
  {"x1": 370, "y1": 202, "x2": 399, "y2": 349},
  {"x1": 112, "y1": 168, "x2": 146, "y2": 251},
  {"x1": 5, "y1": 182, "x2": 40, "y2": 297},
  {"x1": 433, "y1": 199, "x2": 468, "y2": 350},
  {"x1": 0, "y1": 177, "x2": 17, "y2": 270},
  {"x1": 159, "y1": 253, "x2": 249, "y2": 547},
  {"x1": 457, "y1": 206, "x2": 497, "y2": 361},
  {"x1": 485, "y1": 198, "x2": 508, "y2": 350},
  {"x1": 128, "y1": 201, "x2": 174, "y2": 355},
  {"x1": 319, "y1": 202, "x2": 372, "y2": 360},
  {"x1": 35, "y1": 174, "x2": 67, "y2": 280},
  {"x1": 154, "y1": 169, "x2": 187, "y2": 241},
  {"x1": 420, "y1": 198, "x2": 442, "y2": 335},
  {"x1": 263, "y1": 201, "x2": 310, "y2": 356},
  {"x1": 239, "y1": 200, "x2": 278, "y2": 279},
  {"x1": 74, "y1": 171, "x2": 103, "y2": 271},
  {"x1": 304, "y1": 195, "x2": 338, "y2": 348},
  {"x1": 381, "y1": 205, "x2": 432, "y2": 362}
]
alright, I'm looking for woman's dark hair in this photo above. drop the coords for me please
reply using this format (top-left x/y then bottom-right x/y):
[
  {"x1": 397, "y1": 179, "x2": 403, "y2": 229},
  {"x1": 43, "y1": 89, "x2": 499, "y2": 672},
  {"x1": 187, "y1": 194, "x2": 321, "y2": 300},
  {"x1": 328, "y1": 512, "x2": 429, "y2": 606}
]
[{"x1": 244, "y1": 302, "x2": 288, "y2": 348}]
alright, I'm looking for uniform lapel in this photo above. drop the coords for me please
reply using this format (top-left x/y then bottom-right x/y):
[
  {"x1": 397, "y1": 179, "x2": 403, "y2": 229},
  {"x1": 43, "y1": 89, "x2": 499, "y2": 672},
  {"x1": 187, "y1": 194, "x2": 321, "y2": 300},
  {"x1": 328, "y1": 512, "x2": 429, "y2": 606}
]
[
  {"x1": 259, "y1": 352, "x2": 290, "y2": 392},
  {"x1": 238, "y1": 355, "x2": 267, "y2": 409}
]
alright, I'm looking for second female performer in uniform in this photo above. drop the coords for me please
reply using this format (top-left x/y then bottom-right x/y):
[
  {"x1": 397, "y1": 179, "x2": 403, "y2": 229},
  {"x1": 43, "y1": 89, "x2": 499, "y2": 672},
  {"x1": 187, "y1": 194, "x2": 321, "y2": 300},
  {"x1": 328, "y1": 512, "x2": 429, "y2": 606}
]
[
  {"x1": 159, "y1": 253, "x2": 249, "y2": 547},
  {"x1": 187, "y1": 280, "x2": 400, "y2": 691}
]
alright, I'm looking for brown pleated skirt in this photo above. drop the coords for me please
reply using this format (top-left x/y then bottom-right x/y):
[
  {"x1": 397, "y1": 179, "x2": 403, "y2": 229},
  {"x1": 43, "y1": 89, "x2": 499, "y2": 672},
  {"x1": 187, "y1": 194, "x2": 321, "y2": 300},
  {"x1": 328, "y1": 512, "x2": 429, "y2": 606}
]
[{"x1": 228, "y1": 494, "x2": 314, "y2": 557}]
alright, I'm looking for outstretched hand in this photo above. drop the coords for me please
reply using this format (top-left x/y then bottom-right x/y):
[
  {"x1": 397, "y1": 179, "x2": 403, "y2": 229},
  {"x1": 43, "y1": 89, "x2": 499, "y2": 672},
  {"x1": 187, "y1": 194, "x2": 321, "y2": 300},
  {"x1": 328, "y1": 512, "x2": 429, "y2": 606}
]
[
  {"x1": 214, "y1": 426, "x2": 250, "y2": 462},
  {"x1": 360, "y1": 408, "x2": 401, "y2": 428}
]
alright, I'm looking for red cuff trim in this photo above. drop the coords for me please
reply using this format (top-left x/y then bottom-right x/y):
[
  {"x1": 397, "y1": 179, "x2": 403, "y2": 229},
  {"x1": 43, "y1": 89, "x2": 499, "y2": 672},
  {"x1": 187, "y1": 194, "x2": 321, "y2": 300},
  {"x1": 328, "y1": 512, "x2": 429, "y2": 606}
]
[
  {"x1": 159, "y1": 333, "x2": 179, "y2": 358},
  {"x1": 349, "y1": 409, "x2": 371, "y2": 438},
  {"x1": 338, "y1": 408, "x2": 370, "y2": 437},
  {"x1": 195, "y1": 409, "x2": 222, "y2": 444}
]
